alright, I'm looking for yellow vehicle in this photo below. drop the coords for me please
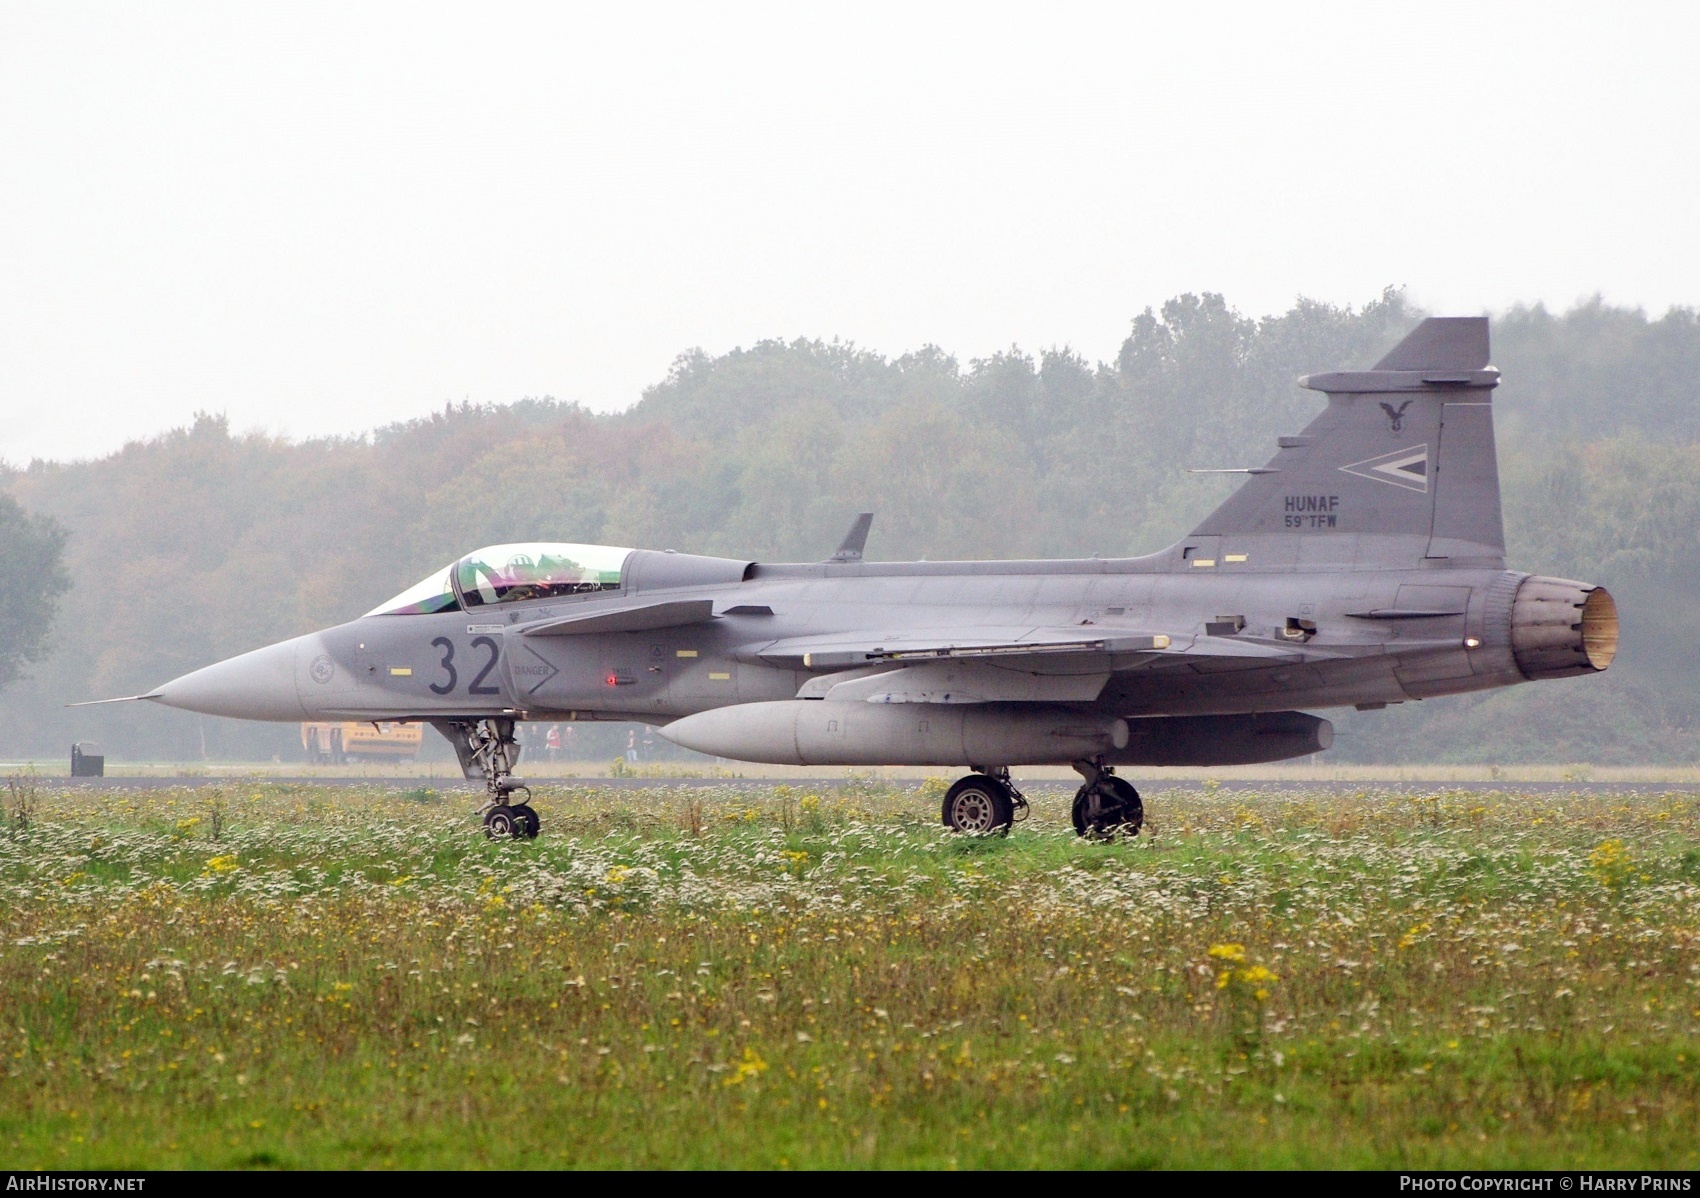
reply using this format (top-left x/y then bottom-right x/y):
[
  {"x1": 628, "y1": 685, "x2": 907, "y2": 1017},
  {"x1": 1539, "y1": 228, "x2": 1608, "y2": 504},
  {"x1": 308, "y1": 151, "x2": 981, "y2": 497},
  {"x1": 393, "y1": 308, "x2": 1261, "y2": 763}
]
[{"x1": 301, "y1": 721, "x2": 423, "y2": 764}]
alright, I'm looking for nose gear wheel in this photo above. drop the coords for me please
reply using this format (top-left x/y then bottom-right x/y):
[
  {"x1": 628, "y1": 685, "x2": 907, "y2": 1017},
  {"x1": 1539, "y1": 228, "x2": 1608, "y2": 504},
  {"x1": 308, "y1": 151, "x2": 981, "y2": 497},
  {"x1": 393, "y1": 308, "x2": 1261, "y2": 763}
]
[
  {"x1": 508, "y1": 802, "x2": 540, "y2": 839},
  {"x1": 483, "y1": 800, "x2": 540, "y2": 840}
]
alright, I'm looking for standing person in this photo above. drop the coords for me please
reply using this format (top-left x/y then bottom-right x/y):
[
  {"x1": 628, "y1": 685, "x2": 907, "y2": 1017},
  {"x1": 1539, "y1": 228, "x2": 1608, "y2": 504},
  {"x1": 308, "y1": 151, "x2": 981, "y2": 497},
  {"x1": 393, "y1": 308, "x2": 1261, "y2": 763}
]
[
  {"x1": 625, "y1": 728, "x2": 638, "y2": 765},
  {"x1": 545, "y1": 724, "x2": 561, "y2": 761}
]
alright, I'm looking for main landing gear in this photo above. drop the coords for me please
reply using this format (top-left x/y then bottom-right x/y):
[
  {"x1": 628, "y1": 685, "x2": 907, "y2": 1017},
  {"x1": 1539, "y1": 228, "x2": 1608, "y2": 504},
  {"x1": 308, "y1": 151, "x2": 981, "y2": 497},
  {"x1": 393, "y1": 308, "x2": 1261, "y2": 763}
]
[
  {"x1": 939, "y1": 768, "x2": 1029, "y2": 836},
  {"x1": 1070, "y1": 756, "x2": 1142, "y2": 839},
  {"x1": 937, "y1": 763, "x2": 1142, "y2": 838},
  {"x1": 444, "y1": 718, "x2": 540, "y2": 840}
]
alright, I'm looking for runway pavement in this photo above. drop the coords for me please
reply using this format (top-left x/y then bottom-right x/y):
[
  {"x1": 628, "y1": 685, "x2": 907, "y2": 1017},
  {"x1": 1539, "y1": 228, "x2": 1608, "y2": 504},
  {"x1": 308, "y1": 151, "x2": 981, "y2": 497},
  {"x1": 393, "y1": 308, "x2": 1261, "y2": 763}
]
[{"x1": 34, "y1": 775, "x2": 1700, "y2": 794}]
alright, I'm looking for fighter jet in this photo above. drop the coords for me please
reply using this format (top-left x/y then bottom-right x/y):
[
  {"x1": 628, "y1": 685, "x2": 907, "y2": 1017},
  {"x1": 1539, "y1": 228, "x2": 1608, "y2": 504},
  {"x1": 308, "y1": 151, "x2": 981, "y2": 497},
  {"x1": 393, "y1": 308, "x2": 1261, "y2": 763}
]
[{"x1": 86, "y1": 317, "x2": 1617, "y2": 837}]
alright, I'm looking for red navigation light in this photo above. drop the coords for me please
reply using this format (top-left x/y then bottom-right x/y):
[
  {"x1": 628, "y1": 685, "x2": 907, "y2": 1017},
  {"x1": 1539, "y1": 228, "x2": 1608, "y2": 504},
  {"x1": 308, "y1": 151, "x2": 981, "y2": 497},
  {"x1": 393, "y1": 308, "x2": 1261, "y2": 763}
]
[{"x1": 604, "y1": 671, "x2": 619, "y2": 687}]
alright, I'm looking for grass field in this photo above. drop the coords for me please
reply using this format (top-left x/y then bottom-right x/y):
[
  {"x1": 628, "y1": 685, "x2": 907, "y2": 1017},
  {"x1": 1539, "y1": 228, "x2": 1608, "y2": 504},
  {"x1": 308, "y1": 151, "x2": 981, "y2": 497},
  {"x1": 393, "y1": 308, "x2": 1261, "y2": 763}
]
[{"x1": 2, "y1": 775, "x2": 1698, "y2": 1169}]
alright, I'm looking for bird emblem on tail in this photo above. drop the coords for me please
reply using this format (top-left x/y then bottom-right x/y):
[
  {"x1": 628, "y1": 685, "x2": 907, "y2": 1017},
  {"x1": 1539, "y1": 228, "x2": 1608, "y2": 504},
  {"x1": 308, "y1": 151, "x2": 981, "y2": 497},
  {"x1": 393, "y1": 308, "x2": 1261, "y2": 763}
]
[{"x1": 1380, "y1": 400, "x2": 1413, "y2": 432}]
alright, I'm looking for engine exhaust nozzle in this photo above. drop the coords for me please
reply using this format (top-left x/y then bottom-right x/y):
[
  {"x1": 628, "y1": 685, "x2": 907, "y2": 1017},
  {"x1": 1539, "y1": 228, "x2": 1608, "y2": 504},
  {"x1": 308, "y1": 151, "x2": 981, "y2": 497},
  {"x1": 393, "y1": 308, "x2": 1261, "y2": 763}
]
[{"x1": 1511, "y1": 577, "x2": 1619, "y2": 680}]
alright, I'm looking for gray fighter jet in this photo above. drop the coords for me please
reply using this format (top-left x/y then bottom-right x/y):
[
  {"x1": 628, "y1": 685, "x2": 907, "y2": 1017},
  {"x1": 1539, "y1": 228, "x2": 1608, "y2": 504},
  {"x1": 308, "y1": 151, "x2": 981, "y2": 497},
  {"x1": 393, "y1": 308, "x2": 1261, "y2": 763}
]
[{"x1": 85, "y1": 317, "x2": 1618, "y2": 837}]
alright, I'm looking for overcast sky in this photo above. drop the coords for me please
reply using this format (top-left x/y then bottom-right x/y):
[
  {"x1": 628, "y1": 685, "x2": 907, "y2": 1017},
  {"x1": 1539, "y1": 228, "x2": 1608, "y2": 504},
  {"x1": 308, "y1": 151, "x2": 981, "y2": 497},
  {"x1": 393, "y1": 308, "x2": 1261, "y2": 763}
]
[{"x1": 3, "y1": 2, "x2": 1697, "y2": 466}]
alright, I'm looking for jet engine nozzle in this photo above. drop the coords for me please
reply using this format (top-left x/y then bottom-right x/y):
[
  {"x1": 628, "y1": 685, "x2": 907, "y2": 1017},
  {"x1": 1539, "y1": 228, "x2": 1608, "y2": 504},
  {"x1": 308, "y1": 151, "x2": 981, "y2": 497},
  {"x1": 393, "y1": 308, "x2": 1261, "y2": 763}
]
[{"x1": 1511, "y1": 577, "x2": 1619, "y2": 680}]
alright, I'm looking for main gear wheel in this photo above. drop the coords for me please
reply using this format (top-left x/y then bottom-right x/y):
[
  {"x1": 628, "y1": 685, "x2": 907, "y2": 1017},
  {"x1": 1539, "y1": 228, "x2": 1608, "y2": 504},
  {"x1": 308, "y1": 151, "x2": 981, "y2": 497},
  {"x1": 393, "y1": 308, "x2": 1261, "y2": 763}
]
[
  {"x1": 1071, "y1": 772, "x2": 1143, "y2": 839},
  {"x1": 940, "y1": 774, "x2": 1015, "y2": 835}
]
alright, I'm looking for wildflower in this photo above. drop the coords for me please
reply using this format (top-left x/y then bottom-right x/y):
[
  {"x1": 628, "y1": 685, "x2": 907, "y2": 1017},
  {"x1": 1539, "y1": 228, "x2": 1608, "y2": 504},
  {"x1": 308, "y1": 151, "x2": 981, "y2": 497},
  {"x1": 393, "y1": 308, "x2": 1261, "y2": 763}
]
[
  {"x1": 1589, "y1": 839, "x2": 1632, "y2": 888},
  {"x1": 1239, "y1": 965, "x2": 1278, "y2": 1003},
  {"x1": 204, "y1": 855, "x2": 239, "y2": 874},
  {"x1": 1212, "y1": 946, "x2": 1278, "y2": 1007},
  {"x1": 721, "y1": 1046, "x2": 768, "y2": 1087}
]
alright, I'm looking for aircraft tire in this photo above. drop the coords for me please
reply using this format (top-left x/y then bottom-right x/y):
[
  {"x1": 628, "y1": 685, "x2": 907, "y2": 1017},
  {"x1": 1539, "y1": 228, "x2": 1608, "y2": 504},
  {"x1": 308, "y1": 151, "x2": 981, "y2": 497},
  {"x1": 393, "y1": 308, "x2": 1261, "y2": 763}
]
[
  {"x1": 941, "y1": 775, "x2": 1014, "y2": 836},
  {"x1": 1071, "y1": 776, "x2": 1143, "y2": 839},
  {"x1": 483, "y1": 805, "x2": 519, "y2": 839},
  {"x1": 510, "y1": 803, "x2": 541, "y2": 839}
]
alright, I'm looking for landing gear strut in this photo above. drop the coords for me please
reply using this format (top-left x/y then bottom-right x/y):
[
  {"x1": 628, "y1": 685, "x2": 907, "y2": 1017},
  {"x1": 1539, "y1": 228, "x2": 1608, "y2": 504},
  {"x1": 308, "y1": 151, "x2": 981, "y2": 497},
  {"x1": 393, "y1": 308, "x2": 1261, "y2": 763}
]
[
  {"x1": 1071, "y1": 757, "x2": 1142, "y2": 838},
  {"x1": 940, "y1": 768, "x2": 1028, "y2": 836},
  {"x1": 439, "y1": 718, "x2": 540, "y2": 840}
]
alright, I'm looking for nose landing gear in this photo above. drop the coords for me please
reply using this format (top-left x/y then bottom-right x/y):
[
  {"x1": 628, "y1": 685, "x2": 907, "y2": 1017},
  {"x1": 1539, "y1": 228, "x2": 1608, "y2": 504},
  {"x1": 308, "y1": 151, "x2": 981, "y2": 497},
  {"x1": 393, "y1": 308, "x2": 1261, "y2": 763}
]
[
  {"x1": 1071, "y1": 757, "x2": 1142, "y2": 838},
  {"x1": 940, "y1": 768, "x2": 1028, "y2": 835},
  {"x1": 437, "y1": 718, "x2": 541, "y2": 840}
]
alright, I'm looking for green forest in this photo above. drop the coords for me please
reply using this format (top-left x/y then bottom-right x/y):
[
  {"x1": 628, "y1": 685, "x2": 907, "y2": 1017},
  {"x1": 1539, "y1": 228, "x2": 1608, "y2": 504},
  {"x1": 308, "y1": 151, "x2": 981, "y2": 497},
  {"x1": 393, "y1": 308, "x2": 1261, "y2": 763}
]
[{"x1": 4, "y1": 290, "x2": 1698, "y2": 765}]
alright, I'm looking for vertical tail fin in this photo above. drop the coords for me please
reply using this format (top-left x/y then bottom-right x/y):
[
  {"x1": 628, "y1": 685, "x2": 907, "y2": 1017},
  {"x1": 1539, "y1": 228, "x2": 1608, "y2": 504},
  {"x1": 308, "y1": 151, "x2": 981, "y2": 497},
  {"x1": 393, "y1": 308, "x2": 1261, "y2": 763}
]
[{"x1": 1187, "y1": 317, "x2": 1505, "y2": 569}]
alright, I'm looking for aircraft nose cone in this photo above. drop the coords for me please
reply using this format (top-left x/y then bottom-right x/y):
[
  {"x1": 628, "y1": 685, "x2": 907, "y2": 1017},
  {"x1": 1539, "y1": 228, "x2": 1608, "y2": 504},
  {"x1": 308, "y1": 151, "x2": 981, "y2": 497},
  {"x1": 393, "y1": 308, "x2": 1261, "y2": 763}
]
[{"x1": 151, "y1": 638, "x2": 307, "y2": 721}]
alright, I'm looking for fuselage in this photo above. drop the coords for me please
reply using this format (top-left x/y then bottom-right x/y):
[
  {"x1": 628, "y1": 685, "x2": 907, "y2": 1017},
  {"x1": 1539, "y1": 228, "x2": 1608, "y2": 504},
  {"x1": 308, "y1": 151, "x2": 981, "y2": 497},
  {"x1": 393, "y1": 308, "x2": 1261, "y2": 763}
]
[{"x1": 149, "y1": 545, "x2": 1603, "y2": 732}]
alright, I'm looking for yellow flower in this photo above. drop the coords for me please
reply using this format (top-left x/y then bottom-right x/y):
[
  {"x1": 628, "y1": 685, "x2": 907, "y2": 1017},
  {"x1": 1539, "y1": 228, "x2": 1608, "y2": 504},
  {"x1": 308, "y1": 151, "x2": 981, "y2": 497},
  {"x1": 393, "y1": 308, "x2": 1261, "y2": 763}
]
[
  {"x1": 604, "y1": 866, "x2": 631, "y2": 885},
  {"x1": 204, "y1": 855, "x2": 239, "y2": 874},
  {"x1": 1212, "y1": 952, "x2": 1278, "y2": 1003},
  {"x1": 1589, "y1": 839, "x2": 1632, "y2": 888},
  {"x1": 721, "y1": 1046, "x2": 769, "y2": 1087}
]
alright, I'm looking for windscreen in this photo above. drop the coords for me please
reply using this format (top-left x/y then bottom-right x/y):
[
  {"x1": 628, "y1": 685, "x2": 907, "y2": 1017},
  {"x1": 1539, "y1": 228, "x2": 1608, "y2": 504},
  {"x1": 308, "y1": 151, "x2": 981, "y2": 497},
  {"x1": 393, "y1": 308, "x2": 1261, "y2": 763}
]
[
  {"x1": 453, "y1": 543, "x2": 629, "y2": 608},
  {"x1": 365, "y1": 565, "x2": 461, "y2": 616}
]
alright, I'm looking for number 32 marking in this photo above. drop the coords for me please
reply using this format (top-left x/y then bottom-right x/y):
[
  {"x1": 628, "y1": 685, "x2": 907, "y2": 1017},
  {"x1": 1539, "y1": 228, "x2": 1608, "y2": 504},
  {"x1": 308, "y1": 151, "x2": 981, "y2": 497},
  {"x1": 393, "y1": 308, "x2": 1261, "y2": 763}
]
[{"x1": 429, "y1": 636, "x2": 502, "y2": 696}]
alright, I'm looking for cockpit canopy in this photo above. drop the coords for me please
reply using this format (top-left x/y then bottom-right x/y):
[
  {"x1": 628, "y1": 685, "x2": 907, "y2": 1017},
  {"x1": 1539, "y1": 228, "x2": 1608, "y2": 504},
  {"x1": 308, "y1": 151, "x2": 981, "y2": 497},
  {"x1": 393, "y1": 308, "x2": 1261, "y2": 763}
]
[
  {"x1": 366, "y1": 565, "x2": 461, "y2": 616},
  {"x1": 365, "y1": 543, "x2": 632, "y2": 616},
  {"x1": 455, "y1": 542, "x2": 629, "y2": 607}
]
